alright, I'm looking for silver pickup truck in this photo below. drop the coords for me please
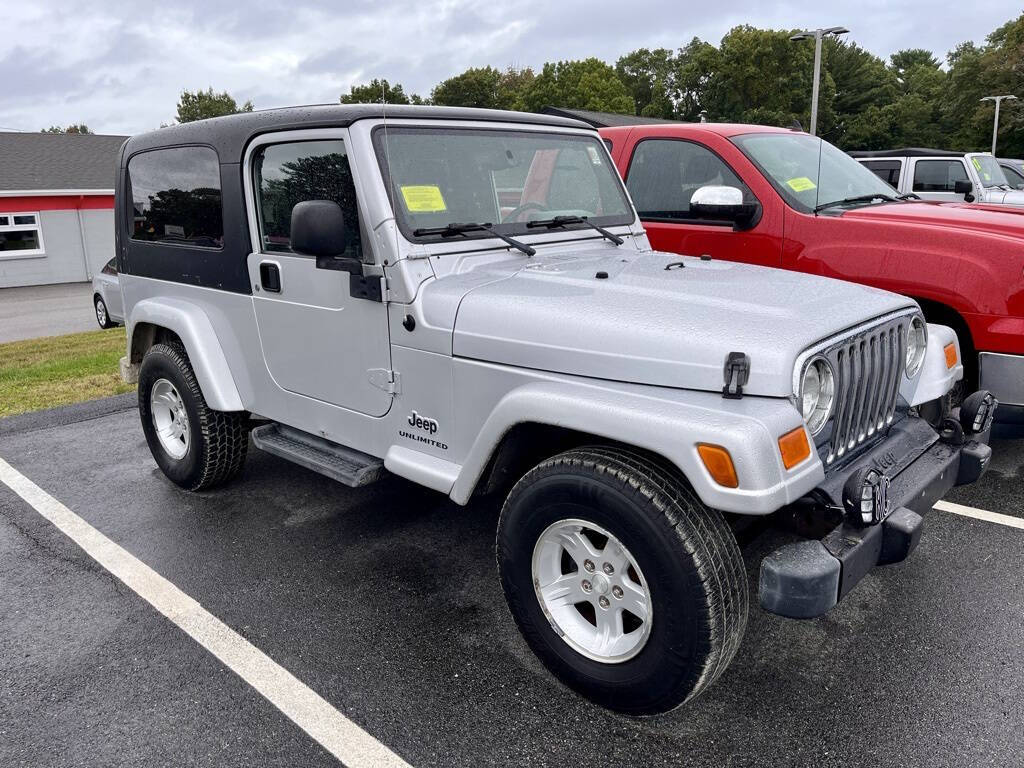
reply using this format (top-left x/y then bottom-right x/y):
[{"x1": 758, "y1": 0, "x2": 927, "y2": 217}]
[
  {"x1": 852, "y1": 148, "x2": 1024, "y2": 206},
  {"x1": 115, "y1": 105, "x2": 993, "y2": 714}
]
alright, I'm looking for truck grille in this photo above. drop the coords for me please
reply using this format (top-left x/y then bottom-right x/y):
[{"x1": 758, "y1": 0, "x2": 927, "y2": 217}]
[{"x1": 816, "y1": 316, "x2": 909, "y2": 465}]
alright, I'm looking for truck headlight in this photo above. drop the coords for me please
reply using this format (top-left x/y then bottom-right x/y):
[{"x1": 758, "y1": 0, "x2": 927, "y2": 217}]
[
  {"x1": 800, "y1": 358, "x2": 835, "y2": 435},
  {"x1": 905, "y1": 317, "x2": 927, "y2": 377}
]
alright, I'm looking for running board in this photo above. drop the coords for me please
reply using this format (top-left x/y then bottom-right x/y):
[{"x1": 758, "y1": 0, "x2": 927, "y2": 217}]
[{"x1": 251, "y1": 423, "x2": 385, "y2": 487}]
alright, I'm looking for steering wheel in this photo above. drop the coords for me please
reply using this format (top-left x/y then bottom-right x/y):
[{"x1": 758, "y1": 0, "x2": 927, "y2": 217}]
[{"x1": 502, "y1": 201, "x2": 549, "y2": 224}]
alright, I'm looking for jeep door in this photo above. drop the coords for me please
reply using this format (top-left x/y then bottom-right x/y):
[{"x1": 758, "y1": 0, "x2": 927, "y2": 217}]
[
  {"x1": 614, "y1": 132, "x2": 783, "y2": 267},
  {"x1": 908, "y1": 158, "x2": 971, "y2": 202},
  {"x1": 243, "y1": 131, "x2": 393, "y2": 417}
]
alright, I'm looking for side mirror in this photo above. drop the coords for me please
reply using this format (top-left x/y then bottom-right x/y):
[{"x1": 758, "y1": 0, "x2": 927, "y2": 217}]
[
  {"x1": 290, "y1": 200, "x2": 362, "y2": 273},
  {"x1": 953, "y1": 179, "x2": 975, "y2": 202},
  {"x1": 690, "y1": 185, "x2": 761, "y2": 229}
]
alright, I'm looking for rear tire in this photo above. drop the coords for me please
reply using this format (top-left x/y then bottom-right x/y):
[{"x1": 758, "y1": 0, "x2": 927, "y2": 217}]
[
  {"x1": 496, "y1": 446, "x2": 748, "y2": 714},
  {"x1": 138, "y1": 343, "x2": 248, "y2": 491},
  {"x1": 94, "y1": 295, "x2": 115, "y2": 329}
]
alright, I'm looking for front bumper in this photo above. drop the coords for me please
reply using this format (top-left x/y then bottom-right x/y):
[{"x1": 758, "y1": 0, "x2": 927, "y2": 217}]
[{"x1": 758, "y1": 408, "x2": 992, "y2": 619}]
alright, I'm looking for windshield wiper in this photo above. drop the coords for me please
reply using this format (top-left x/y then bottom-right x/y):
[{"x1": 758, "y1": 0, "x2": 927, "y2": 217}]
[
  {"x1": 896, "y1": 192, "x2": 920, "y2": 200},
  {"x1": 813, "y1": 193, "x2": 898, "y2": 213},
  {"x1": 412, "y1": 222, "x2": 535, "y2": 256},
  {"x1": 525, "y1": 215, "x2": 624, "y2": 245}
]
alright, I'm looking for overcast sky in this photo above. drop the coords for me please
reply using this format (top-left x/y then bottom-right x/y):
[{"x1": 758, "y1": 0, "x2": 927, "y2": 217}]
[{"x1": 1, "y1": 1, "x2": 1020, "y2": 136}]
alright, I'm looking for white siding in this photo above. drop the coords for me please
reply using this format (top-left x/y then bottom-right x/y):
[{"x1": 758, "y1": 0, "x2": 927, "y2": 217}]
[{"x1": 0, "y1": 208, "x2": 113, "y2": 288}]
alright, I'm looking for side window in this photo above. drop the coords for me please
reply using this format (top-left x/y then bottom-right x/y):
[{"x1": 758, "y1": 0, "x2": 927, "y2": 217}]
[
  {"x1": 1002, "y1": 164, "x2": 1024, "y2": 187},
  {"x1": 626, "y1": 139, "x2": 752, "y2": 220},
  {"x1": 861, "y1": 160, "x2": 901, "y2": 187},
  {"x1": 913, "y1": 160, "x2": 969, "y2": 192},
  {"x1": 254, "y1": 140, "x2": 362, "y2": 261},
  {"x1": 128, "y1": 146, "x2": 223, "y2": 247}
]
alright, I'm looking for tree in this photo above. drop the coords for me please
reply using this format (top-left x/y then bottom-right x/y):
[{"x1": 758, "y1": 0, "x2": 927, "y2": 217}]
[
  {"x1": 175, "y1": 88, "x2": 254, "y2": 123},
  {"x1": 523, "y1": 58, "x2": 634, "y2": 114},
  {"x1": 431, "y1": 66, "x2": 534, "y2": 110},
  {"x1": 340, "y1": 78, "x2": 423, "y2": 105},
  {"x1": 615, "y1": 48, "x2": 677, "y2": 118},
  {"x1": 41, "y1": 124, "x2": 92, "y2": 134}
]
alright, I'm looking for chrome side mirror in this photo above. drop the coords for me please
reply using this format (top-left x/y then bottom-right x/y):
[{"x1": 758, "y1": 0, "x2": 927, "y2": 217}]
[{"x1": 690, "y1": 185, "x2": 761, "y2": 230}]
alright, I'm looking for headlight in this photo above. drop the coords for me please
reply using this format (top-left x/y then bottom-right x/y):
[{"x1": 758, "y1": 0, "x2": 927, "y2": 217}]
[
  {"x1": 905, "y1": 317, "x2": 927, "y2": 378},
  {"x1": 800, "y1": 358, "x2": 835, "y2": 435}
]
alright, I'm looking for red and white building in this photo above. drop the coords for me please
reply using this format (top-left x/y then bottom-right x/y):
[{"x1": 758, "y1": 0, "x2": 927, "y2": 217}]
[{"x1": 0, "y1": 132, "x2": 127, "y2": 288}]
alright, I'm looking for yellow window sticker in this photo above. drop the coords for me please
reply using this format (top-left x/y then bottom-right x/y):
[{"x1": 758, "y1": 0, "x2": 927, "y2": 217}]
[
  {"x1": 401, "y1": 185, "x2": 447, "y2": 212},
  {"x1": 786, "y1": 177, "x2": 817, "y2": 192},
  {"x1": 971, "y1": 157, "x2": 982, "y2": 171}
]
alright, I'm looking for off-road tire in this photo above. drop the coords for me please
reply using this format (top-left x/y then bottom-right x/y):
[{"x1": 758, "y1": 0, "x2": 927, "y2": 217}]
[
  {"x1": 496, "y1": 446, "x2": 748, "y2": 715},
  {"x1": 94, "y1": 295, "x2": 115, "y2": 329},
  {"x1": 138, "y1": 343, "x2": 248, "y2": 491}
]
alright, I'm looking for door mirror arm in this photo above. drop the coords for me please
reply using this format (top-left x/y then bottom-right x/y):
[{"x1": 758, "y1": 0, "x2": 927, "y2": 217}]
[{"x1": 315, "y1": 255, "x2": 364, "y2": 275}]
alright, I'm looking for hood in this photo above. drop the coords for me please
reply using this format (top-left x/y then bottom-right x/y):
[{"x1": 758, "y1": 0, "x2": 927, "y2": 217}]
[
  {"x1": 841, "y1": 200, "x2": 1024, "y2": 239},
  {"x1": 450, "y1": 249, "x2": 913, "y2": 397},
  {"x1": 981, "y1": 188, "x2": 1024, "y2": 206}
]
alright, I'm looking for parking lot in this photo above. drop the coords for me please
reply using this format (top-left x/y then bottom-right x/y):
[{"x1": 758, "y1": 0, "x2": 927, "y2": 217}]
[{"x1": 1, "y1": 397, "x2": 1022, "y2": 767}]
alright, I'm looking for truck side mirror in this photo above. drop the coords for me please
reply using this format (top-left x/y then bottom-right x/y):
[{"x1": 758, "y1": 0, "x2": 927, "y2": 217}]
[
  {"x1": 690, "y1": 185, "x2": 761, "y2": 230},
  {"x1": 290, "y1": 200, "x2": 362, "y2": 274},
  {"x1": 953, "y1": 180, "x2": 975, "y2": 202}
]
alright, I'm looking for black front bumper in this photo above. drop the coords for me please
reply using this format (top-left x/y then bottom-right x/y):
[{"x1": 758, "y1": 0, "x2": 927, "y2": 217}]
[{"x1": 758, "y1": 414, "x2": 992, "y2": 619}]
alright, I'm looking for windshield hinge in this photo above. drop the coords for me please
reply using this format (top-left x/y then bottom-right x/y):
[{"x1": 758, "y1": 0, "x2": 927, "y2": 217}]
[
  {"x1": 368, "y1": 368, "x2": 401, "y2": 394},
  {"x1": 723, "y1": 352, "x2": 750, "y2": 399}
]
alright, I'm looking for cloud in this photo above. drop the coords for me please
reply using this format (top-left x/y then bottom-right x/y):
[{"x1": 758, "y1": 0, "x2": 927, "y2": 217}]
[{"x1": 0, "y1": 0, "x2": 1019, "y2": 134}]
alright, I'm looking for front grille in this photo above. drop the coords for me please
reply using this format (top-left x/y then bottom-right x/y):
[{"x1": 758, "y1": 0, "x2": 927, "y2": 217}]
[{"x1": 806, "y1": 315, "x2": 910, "y2": 465}]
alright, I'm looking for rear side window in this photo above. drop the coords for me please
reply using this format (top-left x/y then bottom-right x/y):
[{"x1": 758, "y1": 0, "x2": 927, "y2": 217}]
[
  {"x1": 1003, "y1": 164, "x2": 1024, "y2": 187},
  {"x1": 861, "y1": 160, "x2": 901, "y2": 187},
  {"x1": 128, "y1": 147, "x2": 223, "y2": 247},
  {"x1": 253, "y1": 139, "x2": 362, "y2": 261},
  {"x1": 913, "y1": 160, "x2": 968, "y2": 192},
  {"x1": 626, "y1": 139, "x2": 752, "y2": 220}
]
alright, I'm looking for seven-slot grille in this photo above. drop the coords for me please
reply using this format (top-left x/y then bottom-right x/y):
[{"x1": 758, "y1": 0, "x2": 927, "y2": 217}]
[{"x1": 818, "y1": 316, "x2": 909, "y2": 464}]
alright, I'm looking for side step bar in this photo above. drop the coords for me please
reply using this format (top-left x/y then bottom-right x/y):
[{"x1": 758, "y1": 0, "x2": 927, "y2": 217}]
[{"x1": 251, "y1": 423, "x2": 385, "y2": 487}]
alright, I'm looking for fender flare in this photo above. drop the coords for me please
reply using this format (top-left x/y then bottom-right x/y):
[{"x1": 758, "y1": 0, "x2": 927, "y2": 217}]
[
  {"x1": 449, "y1": 380, "x2": 822, "y2": 515},
  {"x1": 128, "y1": 297, "x2": 245, "y2": 412}
]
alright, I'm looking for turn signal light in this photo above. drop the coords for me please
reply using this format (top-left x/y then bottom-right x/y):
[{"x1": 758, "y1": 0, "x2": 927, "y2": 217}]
[
  {"x1": 697, "y1": 444, "x2": 739, "y2": 488},
  {"x1": 778, "y1": 427, "x2": 811, "y2": 470},
  {"x1": 944, "y1": 343, "x2": 958, "y2": 369}
]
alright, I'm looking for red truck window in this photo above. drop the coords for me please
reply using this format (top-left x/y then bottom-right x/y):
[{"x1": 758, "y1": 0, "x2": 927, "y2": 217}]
[{"x1": 625, "y1": 138, "x2": 753, "y2": 221}]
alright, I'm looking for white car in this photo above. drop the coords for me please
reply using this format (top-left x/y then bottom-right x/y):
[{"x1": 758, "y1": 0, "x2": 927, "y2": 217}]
[
  {"x1": 91, "y1": 257, "x2": 124, "y2": 329},
  {"x1": 852, "y1": 148, "x2": 1024, "y2": 206}
]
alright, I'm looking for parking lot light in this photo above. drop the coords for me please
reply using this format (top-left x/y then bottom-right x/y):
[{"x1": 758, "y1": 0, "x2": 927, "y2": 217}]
[
  {"x1": 980, "y1": 95, "x2": 1018, "y2": 155},
  {"x1": 790, "y1": 26, "x2": 849, "y2": 136}
]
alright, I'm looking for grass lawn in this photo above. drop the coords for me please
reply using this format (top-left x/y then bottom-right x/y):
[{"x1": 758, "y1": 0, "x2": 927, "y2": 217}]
[{"x1": 0, "y1": 328, "x2": 136, "y2": 418}]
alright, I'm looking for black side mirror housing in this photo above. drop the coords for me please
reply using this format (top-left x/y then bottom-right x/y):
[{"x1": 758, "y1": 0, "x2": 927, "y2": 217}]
[
  {"x1": 953, "y1": 180, "x2": 975, "y2": 201},
  {"x1": 290, "y1": 200, "x2": 362, "y2": 274}
]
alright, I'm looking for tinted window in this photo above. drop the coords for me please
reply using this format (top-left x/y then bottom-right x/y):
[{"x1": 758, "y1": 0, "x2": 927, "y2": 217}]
[
  {"x1": 128, "y1": 147, "x2": 223, "y2": 247},
  {"x1": 1002, "y1": 164, "x2": 1024, "y2": 187},
  {"x1": 254, "y1": 140, "x2": 362, "y2": 261},
  {"x1": 861, "y1": 160, "x2": 901, "y2": 187},
  {"x1": 626, "y1": 139, "x2": 752, "y2": 220},
  {"x1": 913, "y1": 160, "x2": 968, "y2": 192}
]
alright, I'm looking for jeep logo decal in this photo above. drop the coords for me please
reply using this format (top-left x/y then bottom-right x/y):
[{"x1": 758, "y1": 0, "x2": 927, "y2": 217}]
[{"x1": 408, "y1": 411, "x2": 439, "y2": 434}]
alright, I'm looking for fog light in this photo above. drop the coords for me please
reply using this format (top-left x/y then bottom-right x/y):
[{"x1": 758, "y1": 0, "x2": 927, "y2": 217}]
[
  {"x1": 960, "y1": 390, "x2": 998, "y2": 435},
  {"x1": 842, "y1": 468, "x2": 891, "y2": 526}
]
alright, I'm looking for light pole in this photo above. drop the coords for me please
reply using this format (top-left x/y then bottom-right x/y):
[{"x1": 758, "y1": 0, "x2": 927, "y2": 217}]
[
  {"x1": 980, "y1": 95, "x2": 1017, "y2": 155},
  {"x1": 790, "y1": 26, "x2": 849, "y2": 136}
]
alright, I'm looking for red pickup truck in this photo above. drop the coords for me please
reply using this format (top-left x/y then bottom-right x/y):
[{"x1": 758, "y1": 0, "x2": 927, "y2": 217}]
[{"x1": 600, "y1": 123, "x2": 1024, "y2": 425}]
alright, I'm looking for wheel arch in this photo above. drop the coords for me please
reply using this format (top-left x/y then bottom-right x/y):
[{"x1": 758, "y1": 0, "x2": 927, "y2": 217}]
[
  {"x1": 910, "y1": 295, "x2": 977, "y2": 384},
  {"x1": 128, "y1": 298, "x2": 244, "y2": 412}
]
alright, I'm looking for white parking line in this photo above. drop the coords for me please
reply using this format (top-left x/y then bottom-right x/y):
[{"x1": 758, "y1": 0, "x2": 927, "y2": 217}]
[
  {"x1": 934, "y1": 500, "x2": 1024, "y2": 530},
  {"x1": 0, "y1": 457, "x2": 411, "y2": 768}
]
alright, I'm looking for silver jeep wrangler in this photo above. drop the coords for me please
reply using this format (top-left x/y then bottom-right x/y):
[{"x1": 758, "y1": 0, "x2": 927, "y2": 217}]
[{"x1": 116, "y1": 105, "x2": 994, "y2": 714}]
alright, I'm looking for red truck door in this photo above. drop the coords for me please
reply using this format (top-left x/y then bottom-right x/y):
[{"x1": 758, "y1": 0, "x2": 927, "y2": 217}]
[{"x1": 609, "y1": 130, "x2": 784, "y2": 267}]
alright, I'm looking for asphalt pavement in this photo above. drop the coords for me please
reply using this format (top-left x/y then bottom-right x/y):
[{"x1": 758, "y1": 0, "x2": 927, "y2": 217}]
[
  {"x1": 0, "y1": 282, "x2": 97, "y2": 343},
  {"x1": 1, "y1": 398, "x2": 1022, "y2": 767}
]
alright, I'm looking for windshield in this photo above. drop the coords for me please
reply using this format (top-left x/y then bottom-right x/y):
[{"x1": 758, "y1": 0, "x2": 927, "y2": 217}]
[
  {"x1": 373, "y1": 127, "x2": 634, "y2": 242},
  {"x1": 969, "y1": 155, "x2": 1010, "y2": 188},
  {"x1": 731, "y1": 132, "x2": 898, "y2": 213}
]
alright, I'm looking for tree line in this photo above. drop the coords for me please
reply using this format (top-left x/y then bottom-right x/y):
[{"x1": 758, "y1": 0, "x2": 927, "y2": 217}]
[{"x1": 60, "y1": 13, "x2": 1022, "y2": 155}]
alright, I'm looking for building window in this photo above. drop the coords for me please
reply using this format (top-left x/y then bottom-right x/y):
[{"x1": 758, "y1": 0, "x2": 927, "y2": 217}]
[
  {"x1": 0, "y1": 212, "x2": 45, "y2": 258},
  {"x1": 128, "y1": 146, "x2": 224, "y2": 248}
]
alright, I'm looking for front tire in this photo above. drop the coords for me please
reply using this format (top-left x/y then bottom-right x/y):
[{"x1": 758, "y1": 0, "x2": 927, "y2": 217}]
[
  {"x1": 496, "y1": 447, "x2": 748, "y2": 714},
  {"x1": 138, "y1": 343, "x2": 248, "y2": 491}
]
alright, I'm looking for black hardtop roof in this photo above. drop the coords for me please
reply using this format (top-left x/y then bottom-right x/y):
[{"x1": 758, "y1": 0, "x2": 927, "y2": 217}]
[
  {"x1": 848, "y1": 147, "x2": 968, "y2": 159},
  {"x1": 121, "y1": 104, "x2": 593, "y2": 163}
]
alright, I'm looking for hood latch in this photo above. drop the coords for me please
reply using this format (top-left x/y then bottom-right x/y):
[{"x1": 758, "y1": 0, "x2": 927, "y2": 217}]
[{"x1": 723, "y1": 352, "x2": 750, "y2": 399}]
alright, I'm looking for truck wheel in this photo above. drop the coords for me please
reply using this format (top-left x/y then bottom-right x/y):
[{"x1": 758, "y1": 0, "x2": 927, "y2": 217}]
[
  {"x1": 138, "y1": 343, "x2": 248, "y2": 491},
  {"x1": 496, "y1": 446, "x2": 748, "y2": 714}
]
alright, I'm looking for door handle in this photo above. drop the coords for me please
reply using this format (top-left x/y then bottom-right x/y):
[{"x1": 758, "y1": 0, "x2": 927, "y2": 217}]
[{"x1": 259, "y1": 262, "x2": 281, "y2": 293}]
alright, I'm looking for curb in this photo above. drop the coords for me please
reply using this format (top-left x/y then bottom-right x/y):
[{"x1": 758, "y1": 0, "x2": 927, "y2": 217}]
[{"x1": 0, "y1": 392, "x2": 137, "y2": 437}]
